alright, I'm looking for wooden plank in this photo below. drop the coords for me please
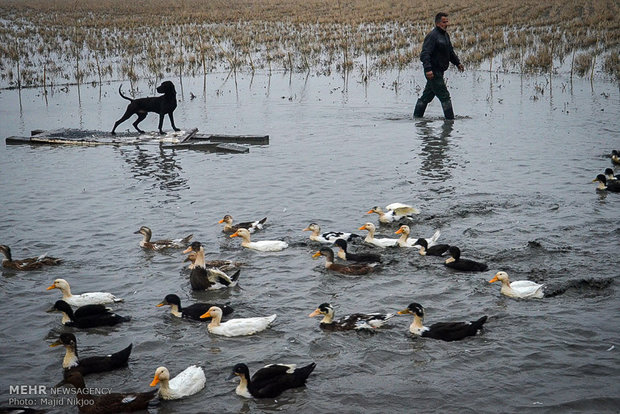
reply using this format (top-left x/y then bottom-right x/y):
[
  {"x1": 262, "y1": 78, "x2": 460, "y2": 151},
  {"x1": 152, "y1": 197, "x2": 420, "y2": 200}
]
[
  {"x1": 179, "y1": 128, "x2": 199, "y2": 143},
  {"x1": 161, "y1": 142, "x2": 249, "y2": 153},
  {"x1": 192, "y1": 134, "x2": 269, "y2": 145}
]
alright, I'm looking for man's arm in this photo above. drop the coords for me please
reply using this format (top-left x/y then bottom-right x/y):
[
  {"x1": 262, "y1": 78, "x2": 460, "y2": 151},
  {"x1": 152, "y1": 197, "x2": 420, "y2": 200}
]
[{"x1": 420, "y1": 32, "x2": 436, "y2": 76}]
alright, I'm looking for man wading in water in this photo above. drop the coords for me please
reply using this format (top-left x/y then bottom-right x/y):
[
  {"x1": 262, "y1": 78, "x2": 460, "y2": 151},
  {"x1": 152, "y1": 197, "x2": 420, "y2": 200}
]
[{"x1": 414, "y1": 12, "x2": 464, "y2": 120}]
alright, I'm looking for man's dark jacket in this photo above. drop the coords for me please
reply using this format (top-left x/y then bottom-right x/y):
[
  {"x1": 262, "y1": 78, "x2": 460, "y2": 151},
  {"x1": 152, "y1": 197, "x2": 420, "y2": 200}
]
[{"x1": 420, "y1": 27, "x2": 461, "y2": 74}]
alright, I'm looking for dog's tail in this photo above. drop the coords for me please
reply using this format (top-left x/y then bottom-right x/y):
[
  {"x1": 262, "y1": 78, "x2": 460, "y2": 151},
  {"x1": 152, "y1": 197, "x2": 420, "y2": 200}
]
[{"x1": 118, "y1": 85, "x2": 133, "y2": 102}]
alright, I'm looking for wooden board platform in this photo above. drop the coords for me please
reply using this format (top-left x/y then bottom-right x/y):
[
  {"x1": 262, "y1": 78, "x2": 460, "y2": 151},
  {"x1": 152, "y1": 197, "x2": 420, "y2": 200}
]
[{"x1": 5, "y1": 128, "x2": 268, "y2": 153}]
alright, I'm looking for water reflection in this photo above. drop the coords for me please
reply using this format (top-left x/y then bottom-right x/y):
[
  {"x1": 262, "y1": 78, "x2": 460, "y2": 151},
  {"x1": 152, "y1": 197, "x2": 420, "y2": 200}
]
[
  {"x1": 416, "y1": 119, "x2": 454, "y2": 182},
  {"x1": 118, "y1": 144, "x2": 188, "y2": 197}
]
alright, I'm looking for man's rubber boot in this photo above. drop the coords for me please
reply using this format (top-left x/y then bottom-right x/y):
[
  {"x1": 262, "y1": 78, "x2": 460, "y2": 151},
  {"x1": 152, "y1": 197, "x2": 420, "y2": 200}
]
[
  {"x1": 413, "y1": 99, "x2": 428, "y2": 118},
  {"x1": 441, "y1": 100, "x2": 455, "y2": 120}
]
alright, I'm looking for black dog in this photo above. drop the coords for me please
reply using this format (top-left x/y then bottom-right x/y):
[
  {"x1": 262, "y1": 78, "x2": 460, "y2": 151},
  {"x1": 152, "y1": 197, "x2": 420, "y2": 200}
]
[{"x1": 111, "y1": 81, "x2": 181, "y2": 135}]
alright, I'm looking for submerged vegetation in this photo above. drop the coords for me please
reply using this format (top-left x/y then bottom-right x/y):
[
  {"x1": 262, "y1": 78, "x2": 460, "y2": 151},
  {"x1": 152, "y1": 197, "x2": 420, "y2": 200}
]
[{"x1": 0, "y1": 0, "x2": 618, "y2": 89}]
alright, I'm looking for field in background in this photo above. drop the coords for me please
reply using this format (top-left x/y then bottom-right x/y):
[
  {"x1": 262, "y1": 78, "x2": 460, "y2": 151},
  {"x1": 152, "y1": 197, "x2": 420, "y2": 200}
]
[{"x1": 0, "y1": 0, "x2": 618, "y2": 89}]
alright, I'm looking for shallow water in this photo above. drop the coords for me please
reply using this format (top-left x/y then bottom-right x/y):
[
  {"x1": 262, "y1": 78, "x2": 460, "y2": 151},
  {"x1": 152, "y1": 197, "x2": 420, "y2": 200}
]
[{"x1": 0, "y1": 70, "x2": 619, "y2": 413}]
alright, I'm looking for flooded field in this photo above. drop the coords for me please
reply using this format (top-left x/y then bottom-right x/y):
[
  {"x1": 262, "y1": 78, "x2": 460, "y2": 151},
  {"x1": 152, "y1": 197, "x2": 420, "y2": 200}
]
[{"x1": 0, "y1": 68, "x2": 619, "y2": 413}]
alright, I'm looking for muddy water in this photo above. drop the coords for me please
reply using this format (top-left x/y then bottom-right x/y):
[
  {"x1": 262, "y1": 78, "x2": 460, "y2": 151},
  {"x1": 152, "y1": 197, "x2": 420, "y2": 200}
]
[{"x1": 0, "y1": 70, "x2": 619, "y2": 413}]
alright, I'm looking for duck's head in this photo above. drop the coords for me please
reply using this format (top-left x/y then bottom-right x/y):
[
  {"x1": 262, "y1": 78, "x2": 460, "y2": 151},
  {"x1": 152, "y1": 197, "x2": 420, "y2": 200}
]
[
  {"x1": 312, "y1": 247, "x2": 334, "y2": 260},
  {"x1": 219, "y1": 215, "x2": 233, "y2": 224},
  {"x1": 150, "y1": 366, "x2": 170, "y2": 386},
  {"x1": 303, "y1": 223, "x2": 320, "y2": 232},
  {"x1": 200, "y1": 306, "x2": 222, "y2": 319},
  {"x1": 412, "y1": 238, "x2": 427, "y2": 248},
  {"x1": 309, "y1": 303, "x2": 334, "y2": 318},
  {"x1": 47, "y1": 278, "x2": 70, "y2": 292},
  {"x1": 489, "y1": 271, "x2": 510, "y2": 284},
  {"x1": 333, "y1": 238, "x2": 348, "y2": 251},
  {"x1": 183, "y1": 241, "x2": 202, "y2": 254},
  {"x1": 0, "y1": 245, "x2": 11, "y2": 260},
  {"x1": 593, "y1": 174, "x2": 607, "y2": 184},
  {"x1": 395, "y1": 225, "x2": 410, "y2": 235},
  {"x1": 397, "y1": 303, "x2": 425, "y2": 317},
  {"x1": 50, "y1": 333, "x2": 77, "y2": 349},
  {"x1": 367, "y1": 206, "x2": 383, "y2": 215},
  {"x1": 48, "y1": 300, "x2": 73, "y2": 315},
  {"x1": 230, "y1": 228, "x2": 251, "y2": 240},
  {"x1": 228, "y1": 363, "x2": 250, "y2": 380},
  {"x1": 359, "y1": 222, "x2": 375, "y2": 232},
  {"x1": 134, "y1": 226, "x2": 152, "y2": 237},
  {"x1": 445, "y1": 246, "x2": 461, "y2": 263},
  {"x1": 157, "y1": 294, "x2": 181, "y2": 308},
  {"x1": 605, "y1": 168, "x2": 616, "y2": 179}
]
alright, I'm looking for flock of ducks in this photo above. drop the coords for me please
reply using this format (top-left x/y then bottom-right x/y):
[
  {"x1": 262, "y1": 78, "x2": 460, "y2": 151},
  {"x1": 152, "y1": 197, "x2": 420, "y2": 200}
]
[{"x1": 4, "y1": 169, "x2": 615, "y2": 413}]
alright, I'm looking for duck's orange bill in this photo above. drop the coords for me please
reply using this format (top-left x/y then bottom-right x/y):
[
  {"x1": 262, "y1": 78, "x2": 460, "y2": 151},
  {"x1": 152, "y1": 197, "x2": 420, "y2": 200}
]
[
  {"x1": 309, "y1": 309, "x2": 321, "y2": 317},
  {"x1": 150, "y1": 376, "x2": 160, "y2": 387},
  {"x1": 230, "y1": 232, "x2": 239, "y2": 238},
  {"x1": 182, "y1": 246, "x2": 192, "y2": 254},
  {"x1": 200, "y1": 311, "x2": 212, "y2": 319},
  {"x1": 46, "y1": 284, "x2": 56, "y2": 290},
  {"x1": 312, "y1": 251, "x2": 321, "y2": 258},
  {"x1": 488, "y1": 276, "x2": 499, "y2": 283},
  {"x1": 302, "y1": 227, "x2": 311, "y2": 232},
  {"x1": 156, "y1": 302, "x2": 165, "y2": 307},
  {"x1": 366, "y1": 210, "x2": 374, "y2": 214},
  {"x1": 395, "y1": 228, "x2": 404, "y2": 234},
  {"x1": 358, "y1": 225, "x2": 367, "y2": 230},
  {"x1": 397, "y1": 309, "x2": 409, "y2": 315},
  {"x1": 218, "y1": 219, "x2": 225, "y2": 223}
]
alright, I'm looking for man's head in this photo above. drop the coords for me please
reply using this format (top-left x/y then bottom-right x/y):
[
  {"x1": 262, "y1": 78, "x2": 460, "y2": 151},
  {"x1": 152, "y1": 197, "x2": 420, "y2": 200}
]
[{"x1": 435, "y1": 12, "x2": 449, "y2": 30}]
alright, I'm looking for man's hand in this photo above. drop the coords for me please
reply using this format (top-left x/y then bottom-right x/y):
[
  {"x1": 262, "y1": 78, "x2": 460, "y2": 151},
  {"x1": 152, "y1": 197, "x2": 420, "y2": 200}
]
[
  {"x1": 458, "y1": 64, "x2": 464, "y2": 72},
  {"x1": 425, "y1": 71, "x2": 434, "y2": 80}
]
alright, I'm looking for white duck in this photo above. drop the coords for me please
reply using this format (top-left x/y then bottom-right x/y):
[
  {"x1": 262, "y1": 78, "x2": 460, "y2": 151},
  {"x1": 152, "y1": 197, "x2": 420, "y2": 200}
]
[
  {"x1": 230, "y1": 228, "x2": 288, "y2": 252},
  {"x1": 367, "y1": 203, "x2": 420, "y2": 224},
  {"x1": 200, "y1": 306, "x2": 277, "y2": 337},
  {"x1": 150, "y1": 365, "x2": 206, "y2": 400},
  {"x1": 302, "y1": 223, "x2": 359, "y2": 244},
  {"x1": 358, "y1": 222, "x2": 398, "y2": 248},
  {"x1": 394, "y1": 225, "x2": 441, "y2": 248},
  {"x1": 489, "y1": 271, "x2": 544, "y2": 299},
  {"x1": 46, "y1": 279, "x2": 123, "y2": 306}
]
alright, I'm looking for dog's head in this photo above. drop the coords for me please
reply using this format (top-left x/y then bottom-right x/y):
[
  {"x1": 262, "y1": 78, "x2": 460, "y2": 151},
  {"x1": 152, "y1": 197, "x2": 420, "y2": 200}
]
[{"x1": 157, "y1": 81, "x2": 176, "y2": 95}]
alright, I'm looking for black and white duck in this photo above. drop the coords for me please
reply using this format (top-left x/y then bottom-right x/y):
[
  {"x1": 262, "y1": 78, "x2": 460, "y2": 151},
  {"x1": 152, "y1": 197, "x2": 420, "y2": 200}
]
[
  {"x1": 592, "y1": 174, "x2": 620, "y2": 192},
  {"x1": 57, "y1": 371, "x2": 157, "y2": 414},
  {"x1": 397, "y1": 302, "x2": 487, "y2": 341},
  {"x1": 412, "y1": 238, "x2": 450, "y2": 256},
  {"x1": 302, "y1": 223, "x2": 360, "y2": 243},
  {"x1": 219, "y1": 214, "x2": 267, "y2": 233},
  {"x1": 48, "y1": 300, "x2": 131, "y2": 328},
  {"x1": 228, "y1": 362, "x2": 316, "y2": 398},
  {"x1": 309, "y1": 303, "x2": 394, "y2": 331},
  {"x1": 0, "y1": 244, "x2": 61, "y2": 270},
  {"x1": 333, "y1": 239, "x2": 382, "y2": 263},
  {"x1": 312, "y1": 247, "x2": 378, "y2": 275},
  {"x1": 444, "y1": 246, "x2": 488, "y2": 272},
  {"x1": 183, "y1": 242, "x2": 241, "y2": 290},
  {"x1": 134, "y1": 226, "x2": 193, "y2": 250},
  {"x1": 156, "y1": 294, "x2": 233, "y2": 321},
  {"x1": 49, "y1": 333, "x2": 132, "y2": 376}
]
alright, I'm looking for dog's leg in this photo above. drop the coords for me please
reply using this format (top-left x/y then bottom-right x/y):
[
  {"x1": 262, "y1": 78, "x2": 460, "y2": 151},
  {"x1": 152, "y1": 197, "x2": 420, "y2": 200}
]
[
  {"x1": 111, "y1": 110, "x2": 135, "y2": 134},
  {"x1": 133, "y1": 113, "x2": 147, "y2": 134},
  {"x1": 168, "y1": 113, "x2": 181, "y2": 132},
  {"x1": 158, "y1": 114, "x2": 166, "y2": 135}
]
